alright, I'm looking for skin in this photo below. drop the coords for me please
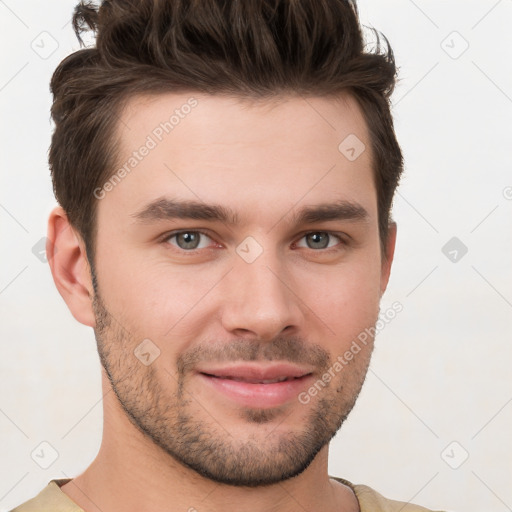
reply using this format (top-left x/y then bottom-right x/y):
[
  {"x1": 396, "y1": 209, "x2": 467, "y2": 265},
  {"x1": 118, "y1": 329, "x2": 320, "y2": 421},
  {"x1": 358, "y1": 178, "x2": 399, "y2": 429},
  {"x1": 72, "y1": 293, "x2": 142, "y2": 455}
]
[{"x1": 47, "y1": 92, "x2": 396, "y2": 512}]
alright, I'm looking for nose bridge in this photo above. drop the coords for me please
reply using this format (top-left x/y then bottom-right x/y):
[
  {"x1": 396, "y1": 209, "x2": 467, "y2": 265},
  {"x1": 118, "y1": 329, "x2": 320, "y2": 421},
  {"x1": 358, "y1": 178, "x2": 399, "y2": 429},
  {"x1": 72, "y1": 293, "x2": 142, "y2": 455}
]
[{"x1": 220, "y1": 241, "x2": 302, "y2": 338}]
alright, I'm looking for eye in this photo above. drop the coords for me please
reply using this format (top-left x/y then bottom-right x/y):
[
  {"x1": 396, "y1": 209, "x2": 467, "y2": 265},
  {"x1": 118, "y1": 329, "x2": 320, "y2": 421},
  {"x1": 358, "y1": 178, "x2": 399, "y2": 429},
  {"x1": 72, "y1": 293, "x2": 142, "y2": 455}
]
[
  {"x1": 295, "y1": 232, "x2": 344, "y2": 250},
  {"x1": 164, "y1": 230, "x2": 215, "y2": 251}
]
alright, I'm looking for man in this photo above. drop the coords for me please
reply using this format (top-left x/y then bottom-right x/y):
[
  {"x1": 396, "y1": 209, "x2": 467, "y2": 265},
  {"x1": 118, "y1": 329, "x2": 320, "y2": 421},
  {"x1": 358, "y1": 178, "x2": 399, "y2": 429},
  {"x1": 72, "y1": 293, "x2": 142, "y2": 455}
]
[{"x1": 11, "y1": 0, "x2": 444, "y2": 511}]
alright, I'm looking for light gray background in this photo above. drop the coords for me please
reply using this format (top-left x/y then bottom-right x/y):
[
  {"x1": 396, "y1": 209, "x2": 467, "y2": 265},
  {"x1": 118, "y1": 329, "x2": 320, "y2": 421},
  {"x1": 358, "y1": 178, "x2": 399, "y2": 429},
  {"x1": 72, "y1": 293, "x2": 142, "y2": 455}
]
[{"x1": 1, "y1": 1, "x2": 511, "y2": 511}]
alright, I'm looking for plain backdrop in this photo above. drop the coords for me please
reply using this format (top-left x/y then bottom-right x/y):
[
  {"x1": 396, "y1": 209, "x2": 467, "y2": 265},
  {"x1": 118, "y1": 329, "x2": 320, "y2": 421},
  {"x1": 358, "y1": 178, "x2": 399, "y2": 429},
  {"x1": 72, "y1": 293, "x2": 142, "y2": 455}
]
[{"x1": 1, "y1": 1, "x2": 511, "y2": 511}]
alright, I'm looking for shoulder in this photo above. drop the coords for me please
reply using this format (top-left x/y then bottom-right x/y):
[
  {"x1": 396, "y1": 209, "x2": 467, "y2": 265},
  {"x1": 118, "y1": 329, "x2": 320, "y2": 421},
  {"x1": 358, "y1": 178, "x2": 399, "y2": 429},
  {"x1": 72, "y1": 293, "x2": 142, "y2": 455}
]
[
  {"x1": 9, "y1": 479, "x2": 83, "y2": 512},
  {"x1": 352, "y1": 483, "x2": 446, "y2": 512},
  {"x1": 331, "y1": 476, "x2": 447, "y2": 512}
]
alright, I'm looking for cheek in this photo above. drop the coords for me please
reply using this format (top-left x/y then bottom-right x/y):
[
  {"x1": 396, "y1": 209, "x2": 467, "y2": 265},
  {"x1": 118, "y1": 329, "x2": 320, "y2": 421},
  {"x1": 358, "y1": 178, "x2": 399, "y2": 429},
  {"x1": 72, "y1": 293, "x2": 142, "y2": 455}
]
[
  {"x1": 295, "y1": 259, "x2": 382, "y2": 318},
  {"x1": 96, "y1": 251, "x2": 224, "y2": 351},
  {"x1": 289, "y1": 263, "x2": 382, "y2": 365}
]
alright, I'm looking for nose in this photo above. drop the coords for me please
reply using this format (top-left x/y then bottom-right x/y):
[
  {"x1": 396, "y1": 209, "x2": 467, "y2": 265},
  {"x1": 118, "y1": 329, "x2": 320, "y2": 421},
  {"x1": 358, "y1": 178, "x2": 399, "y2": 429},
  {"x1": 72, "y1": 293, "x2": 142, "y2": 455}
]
[{"x1": 219, "y1": 249, "x2": 303, "y2": 341}]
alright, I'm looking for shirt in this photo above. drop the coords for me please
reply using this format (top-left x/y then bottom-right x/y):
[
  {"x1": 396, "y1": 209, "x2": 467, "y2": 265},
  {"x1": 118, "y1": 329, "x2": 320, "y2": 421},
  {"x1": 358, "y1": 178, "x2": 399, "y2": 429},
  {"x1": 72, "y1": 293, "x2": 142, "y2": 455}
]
[{"x1": 10, "y1": 477, "x2": 444, "y2": 512}]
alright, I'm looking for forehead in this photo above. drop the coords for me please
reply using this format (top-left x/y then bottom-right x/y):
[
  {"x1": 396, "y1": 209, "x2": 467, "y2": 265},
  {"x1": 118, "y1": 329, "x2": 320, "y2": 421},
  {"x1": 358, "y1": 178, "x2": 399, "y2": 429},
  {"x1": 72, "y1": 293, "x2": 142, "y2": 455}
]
[
  {"x1": 117, "y1": 91, "x2": 370, "y2": 150},
  {"x1": 101, "y1": 91, "x2": 376, "y2": 225}
]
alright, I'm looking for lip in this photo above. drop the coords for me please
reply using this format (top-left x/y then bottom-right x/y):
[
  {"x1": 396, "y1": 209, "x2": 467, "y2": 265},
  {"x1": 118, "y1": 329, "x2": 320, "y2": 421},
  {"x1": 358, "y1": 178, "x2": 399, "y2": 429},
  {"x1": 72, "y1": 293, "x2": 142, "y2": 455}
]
[
  {"x1": 195, "y1": 363, "x2": 315, "y2": 409},
  {"x1": 196, "y1": 363, "x2": 313, "y2": 381}
]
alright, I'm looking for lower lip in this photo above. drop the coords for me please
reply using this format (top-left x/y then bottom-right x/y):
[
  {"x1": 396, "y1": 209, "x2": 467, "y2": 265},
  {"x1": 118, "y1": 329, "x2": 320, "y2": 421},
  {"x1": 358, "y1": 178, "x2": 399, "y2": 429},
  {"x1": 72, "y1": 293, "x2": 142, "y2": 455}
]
[{"x1": 197, "y1": 373, "x2": 314, "y2": 409}]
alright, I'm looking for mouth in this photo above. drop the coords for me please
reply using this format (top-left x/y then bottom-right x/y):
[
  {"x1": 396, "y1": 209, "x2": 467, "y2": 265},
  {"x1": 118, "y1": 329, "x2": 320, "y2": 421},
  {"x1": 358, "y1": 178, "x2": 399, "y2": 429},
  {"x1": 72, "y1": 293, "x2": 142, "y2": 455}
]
[
  {"x1": 200, "y1": 374, "x2": 306, "y2": 384},
  {"x1": 195, "y1": 363, "x2": 315, "y2": 409}
]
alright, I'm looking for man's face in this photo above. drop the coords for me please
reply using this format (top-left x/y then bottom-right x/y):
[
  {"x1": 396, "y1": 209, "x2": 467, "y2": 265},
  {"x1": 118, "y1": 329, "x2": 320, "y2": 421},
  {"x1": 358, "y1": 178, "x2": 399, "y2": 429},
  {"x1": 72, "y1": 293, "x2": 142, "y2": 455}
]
[{"x1": 90, "y1": 92, "x2": 393, "y2": 486}]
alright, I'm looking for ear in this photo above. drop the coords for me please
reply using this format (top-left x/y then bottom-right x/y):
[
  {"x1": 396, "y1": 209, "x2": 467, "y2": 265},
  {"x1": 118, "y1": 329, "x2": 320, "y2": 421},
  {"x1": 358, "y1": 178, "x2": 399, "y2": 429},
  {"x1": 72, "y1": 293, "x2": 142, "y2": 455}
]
[
  {"x1": 46, "y1": 206, "x2": 96, "y2": 327},
  {"x1": 380, "y1": 221, "x2": 397, "y2": 296}
]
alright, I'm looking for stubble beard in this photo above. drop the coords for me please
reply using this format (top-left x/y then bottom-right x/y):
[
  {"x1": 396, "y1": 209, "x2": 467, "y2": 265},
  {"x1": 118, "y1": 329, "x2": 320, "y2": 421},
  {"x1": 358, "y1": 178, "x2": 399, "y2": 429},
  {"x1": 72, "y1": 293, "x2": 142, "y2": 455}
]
[{"x1": 91, "y1": 290, "x2": 374, "y2": 487}]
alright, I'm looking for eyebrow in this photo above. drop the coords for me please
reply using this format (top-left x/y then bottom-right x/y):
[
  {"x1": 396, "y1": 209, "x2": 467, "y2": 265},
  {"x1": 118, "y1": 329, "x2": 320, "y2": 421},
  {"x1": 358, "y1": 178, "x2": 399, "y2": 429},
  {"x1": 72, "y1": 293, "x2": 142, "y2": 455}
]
[{"x1": 131, "y1": 197, "x2": 369, "y2": 226}]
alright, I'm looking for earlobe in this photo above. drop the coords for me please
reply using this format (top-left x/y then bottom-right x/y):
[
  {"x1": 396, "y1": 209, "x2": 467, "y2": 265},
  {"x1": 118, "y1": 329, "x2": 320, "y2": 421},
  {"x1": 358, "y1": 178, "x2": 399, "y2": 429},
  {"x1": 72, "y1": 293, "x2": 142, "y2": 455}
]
[
  {"x1": 46, "y1": 206, "x2": 96, "y2": 327},
  {"x1": 380, "y1": 222, "x2": 397, "y2": 296}
]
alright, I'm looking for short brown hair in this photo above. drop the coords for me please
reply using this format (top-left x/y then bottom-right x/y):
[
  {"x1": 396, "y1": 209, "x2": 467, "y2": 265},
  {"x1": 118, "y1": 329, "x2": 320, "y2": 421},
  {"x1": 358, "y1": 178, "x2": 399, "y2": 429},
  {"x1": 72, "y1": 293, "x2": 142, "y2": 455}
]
[{"x1": 50, "y1": 0, "x2": 403, "y2": 267}]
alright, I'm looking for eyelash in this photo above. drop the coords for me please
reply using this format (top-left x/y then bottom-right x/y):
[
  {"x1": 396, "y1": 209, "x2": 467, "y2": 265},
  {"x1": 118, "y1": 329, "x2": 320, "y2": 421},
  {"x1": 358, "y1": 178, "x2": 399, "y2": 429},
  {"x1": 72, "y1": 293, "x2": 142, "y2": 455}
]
[{"x1": 161, "y1": 230, "x2": 347, "y2": 253}]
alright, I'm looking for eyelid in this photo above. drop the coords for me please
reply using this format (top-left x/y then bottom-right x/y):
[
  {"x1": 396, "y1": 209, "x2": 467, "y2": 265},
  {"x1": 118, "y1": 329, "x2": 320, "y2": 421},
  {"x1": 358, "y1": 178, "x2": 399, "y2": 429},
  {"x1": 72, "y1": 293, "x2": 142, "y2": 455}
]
[
  {"x1": 162, "y1": 229, "x2": 220, "y2": 250},
  {"x1": 293, "y1": 230, "x2": 347, "y2": 249}
]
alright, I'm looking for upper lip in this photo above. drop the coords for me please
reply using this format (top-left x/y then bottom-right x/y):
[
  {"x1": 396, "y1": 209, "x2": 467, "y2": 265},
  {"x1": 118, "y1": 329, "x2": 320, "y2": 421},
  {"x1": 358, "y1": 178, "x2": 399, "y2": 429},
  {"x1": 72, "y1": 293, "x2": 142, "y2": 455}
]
[{"x1": 196, "y1": 363, "x2": 314, "y2": 381}]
